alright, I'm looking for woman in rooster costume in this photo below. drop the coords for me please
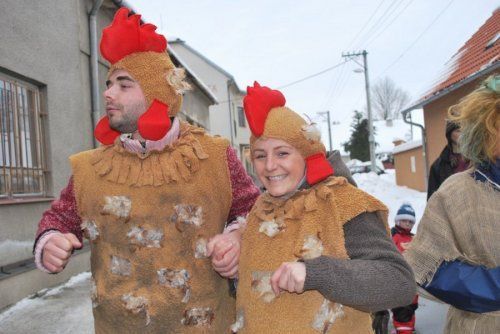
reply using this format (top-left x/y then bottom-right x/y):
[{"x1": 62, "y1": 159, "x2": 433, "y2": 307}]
[{"x1": 221, "y1": 82, "x2": 416, "y2": 333}]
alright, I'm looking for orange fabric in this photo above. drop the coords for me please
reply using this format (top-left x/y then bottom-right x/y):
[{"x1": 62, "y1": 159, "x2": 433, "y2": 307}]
[
  {"x1": 236, "y1": 176, "x2": 388, "y2": 333},
  {"x1": 72, "y1": 123, "x2": 235, "y2": 333}
]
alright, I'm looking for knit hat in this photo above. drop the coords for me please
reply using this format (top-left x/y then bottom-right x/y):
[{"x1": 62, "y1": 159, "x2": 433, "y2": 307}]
[
  {"x1": 244, "y1": 82, "x2": 333, "y2": 185},
  {"x1": 94, "y1": 8, "x2": 190, "y2": 145},
  {"x1": 395, "y1": 203, "x2": 416, "y2": 224}
]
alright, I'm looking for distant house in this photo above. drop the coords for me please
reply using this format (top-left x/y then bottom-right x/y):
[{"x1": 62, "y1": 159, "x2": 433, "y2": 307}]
[
  {"x1": 400, "y1": 8, "x2": 499, "y2": 191},
  {"x1": 0, "y1": 0, "x2": 219, "y2": 310},
  {"x1": 169, "y1": 39, "x2": 253, "y2": 172},
  {"x1": 373, "y1": 119, "x2": 414, "y2": 169},
  {"x1": 393, "y1": 140, "x2": 425, "y2": 192}
]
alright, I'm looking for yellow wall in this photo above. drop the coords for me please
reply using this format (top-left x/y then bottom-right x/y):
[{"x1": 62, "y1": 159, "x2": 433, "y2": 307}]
[
  {"x1": 394, "y1": 146, "x2": 426, "y2": 192},
  {"x1": 423, "y1": 77, "x2": 486, "y2": 167}
]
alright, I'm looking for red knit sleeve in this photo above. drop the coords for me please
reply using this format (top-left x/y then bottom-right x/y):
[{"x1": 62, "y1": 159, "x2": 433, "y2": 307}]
[
  {"x1": 35, "y1": 176, "x2": 83, "y2": 244},
  {"x1": 226, "y1": 146, "x2": 259, "y2": 223}
]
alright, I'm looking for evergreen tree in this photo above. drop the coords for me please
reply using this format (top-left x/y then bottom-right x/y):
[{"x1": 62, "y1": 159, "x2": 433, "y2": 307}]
[{"x1": 343, "y1": 110, "x2": 371, "y2": 161}]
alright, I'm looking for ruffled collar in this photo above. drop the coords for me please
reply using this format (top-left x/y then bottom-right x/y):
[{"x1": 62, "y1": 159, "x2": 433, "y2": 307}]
[
  {"x1": 254, "y1": 176, "x2": 347, "y2": 222},
  {"x1": 89, "y1": 122, "x2": 209, "y2": 186}
]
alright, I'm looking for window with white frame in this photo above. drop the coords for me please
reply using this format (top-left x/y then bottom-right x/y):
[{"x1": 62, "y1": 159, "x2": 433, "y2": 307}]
[
  {"x1": 237, "y1": 106, "x2": 246, "y2": 127},
  {"x1": 0, "y1": 73, "x2": 47, "y2": 199}
]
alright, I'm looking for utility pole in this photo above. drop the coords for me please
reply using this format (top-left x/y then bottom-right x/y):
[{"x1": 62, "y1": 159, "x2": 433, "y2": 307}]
[
  {"x1": 342, "y1": 50, "x2": 376, "y2": 172},
  {"x1": 317, "y1": 111, "x2": 332, "y2": 153}
]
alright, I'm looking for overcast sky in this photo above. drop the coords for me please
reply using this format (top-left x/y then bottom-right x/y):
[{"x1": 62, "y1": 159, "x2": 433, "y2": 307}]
[{"x1": 127, "y1": 0, "x2": 498, "y2": 146}]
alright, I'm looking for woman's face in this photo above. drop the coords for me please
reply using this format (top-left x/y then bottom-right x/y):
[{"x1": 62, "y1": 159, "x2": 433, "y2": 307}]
[{"x1": 252, "y1": 137, "x2": 306, "y2": 197}]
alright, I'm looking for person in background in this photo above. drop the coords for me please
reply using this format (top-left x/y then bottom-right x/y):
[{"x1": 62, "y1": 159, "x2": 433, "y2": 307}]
[
  {"x1": 404, "y1": 74, "x2": 500, "y2": 334},
  {"x1": 374, "y1": 203, "x2": 419, "y2": 334},
  {"x1": 427, "y1": 120, "x2": 468, "y2": 199}
]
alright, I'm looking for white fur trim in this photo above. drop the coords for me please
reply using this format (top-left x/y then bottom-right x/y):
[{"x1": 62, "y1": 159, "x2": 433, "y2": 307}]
[{"x1": 394, "y1": 214, "x2": 415, "y2": 223}]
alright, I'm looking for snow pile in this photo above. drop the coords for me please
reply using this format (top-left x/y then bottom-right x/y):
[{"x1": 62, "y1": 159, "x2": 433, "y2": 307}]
[
  {"x1": 353, "y1": 170, "x2": 426, "y2": 229},
  {"x1": 0, "y1": 272, "x2": 91, "y2": 323},
  {"x1": 0, "y1": 240, "x2": 33, "y2": 267}
]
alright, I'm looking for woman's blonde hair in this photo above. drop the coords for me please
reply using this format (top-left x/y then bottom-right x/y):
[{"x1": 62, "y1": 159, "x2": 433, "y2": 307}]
[{"x1": 448, "y1": 75, "x2": 499, "y2": 164}]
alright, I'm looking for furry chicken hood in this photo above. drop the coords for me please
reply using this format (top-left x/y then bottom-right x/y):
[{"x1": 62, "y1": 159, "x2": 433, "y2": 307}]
[
  {"x1": 244, "y1": 82, "x2": 333, "y2": 185},
  {"x1": 94, "y1": 7, "x2": 189, "y2": 145}
]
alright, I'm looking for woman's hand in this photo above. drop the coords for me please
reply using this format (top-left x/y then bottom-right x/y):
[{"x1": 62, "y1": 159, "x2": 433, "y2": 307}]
[
  {"x1": 271, "y1": 262, "x2": 306, "y2": 295},
  {"x1": 207, "y1": 230, "x2": 241, "y2": 278}
]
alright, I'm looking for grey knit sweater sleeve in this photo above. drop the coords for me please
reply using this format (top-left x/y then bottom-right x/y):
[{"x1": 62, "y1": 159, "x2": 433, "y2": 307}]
[{"x1": 303, "y1": 212, "x2": 416, "y2": 312}]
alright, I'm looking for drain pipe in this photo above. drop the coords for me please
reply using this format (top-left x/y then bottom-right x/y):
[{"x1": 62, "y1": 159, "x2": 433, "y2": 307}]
[
  {"x1": 89, "y1": 0, "x2": 104, "y2": 148},
  {"x1": 402, "y1": 109, "x2": 429, "y2": 186}
]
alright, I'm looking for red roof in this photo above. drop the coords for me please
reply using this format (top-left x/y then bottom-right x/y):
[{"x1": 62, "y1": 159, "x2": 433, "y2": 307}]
[{"x1": 424, "y1": 8, "x2": 500, "y2": 100}]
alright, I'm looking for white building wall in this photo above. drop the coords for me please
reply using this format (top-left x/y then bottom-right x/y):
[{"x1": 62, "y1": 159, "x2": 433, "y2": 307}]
[{"x1": 169, "y1": 41, "x2": 251, "y2": 159}]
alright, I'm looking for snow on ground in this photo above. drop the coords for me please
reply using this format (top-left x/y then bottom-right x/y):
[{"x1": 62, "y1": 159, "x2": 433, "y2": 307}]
[
  {"x1": 0, "y1": 171, "x2": 448, "y2": 333},
  {"x1": 353, "y1": 169, "x2": 427, "y2": 229},
  {"x1": 0, "y1": 272, "x2": 94, "y2": 333},
  {"x1": 0, "y1": 240, "x2": 33, "y2": 267}
]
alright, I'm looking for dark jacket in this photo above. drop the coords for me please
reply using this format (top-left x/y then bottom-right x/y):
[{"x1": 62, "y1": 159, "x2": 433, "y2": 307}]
[
  {"x1": 427, "y1": 122, "x2": 468, "y2": 200},
  {"x1": 427, "y1": 145, "x2": 456, "y2": 199}
]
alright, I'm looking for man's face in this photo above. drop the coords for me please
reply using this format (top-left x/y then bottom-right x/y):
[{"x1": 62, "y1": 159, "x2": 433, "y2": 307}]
[
  {"x1": 104, "y1": 69, "x2": 147, "y2": 134},
  {"x1": 450, "y1": 129, "x2": 461, "y2": 145}
]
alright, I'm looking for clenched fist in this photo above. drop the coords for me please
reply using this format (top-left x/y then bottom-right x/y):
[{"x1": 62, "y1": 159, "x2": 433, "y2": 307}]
[
  {"x1": 42, "y1": 233, "x2": 82, "y2": 273},
  {"x1": 271, "y1": 262, "x2": 306, "y2": 295}
]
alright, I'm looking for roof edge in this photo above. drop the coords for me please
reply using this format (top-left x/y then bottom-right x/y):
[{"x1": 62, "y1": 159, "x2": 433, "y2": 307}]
[
  {"x1": 169, "y1": 38, "x2": 243, "y2": 92},
  {"x1": 402, "y1": 61, "x2": 500, "y2": 114},
  {"x1": 168, "y1": 48, "x2": 219, "y2": 104}
]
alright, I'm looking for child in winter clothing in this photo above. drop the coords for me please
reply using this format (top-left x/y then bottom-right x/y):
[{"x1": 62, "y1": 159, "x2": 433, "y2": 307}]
[
  {"x1": 391, "y1": 203, "x2": 417, "y2": 253},
  {"x1": 373, "y1": 204, "x2": 419, "y2": 334},
  {"x1": 391, "y1": 204, "x2": 419, "y2": 334}
]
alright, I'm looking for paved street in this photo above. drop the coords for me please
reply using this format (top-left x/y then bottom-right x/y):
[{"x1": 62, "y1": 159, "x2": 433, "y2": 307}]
[{"x1": 0, "y1": 272, "x2": 449, "y2": 334}]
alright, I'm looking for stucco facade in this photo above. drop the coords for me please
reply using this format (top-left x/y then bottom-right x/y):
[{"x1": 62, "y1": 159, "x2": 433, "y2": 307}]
[
  {"x1": 393, "y1": 142, "x2": 425, "y2": 192},
  {"x1": 0, "y1": 0, "x2": 216, "y2": 309},
  {"x1": 424, "y1": 78, "x2": 485, "y2": 166},
  {"x1": 169, "y1": 39, "x2": 251, "y2": 160}
]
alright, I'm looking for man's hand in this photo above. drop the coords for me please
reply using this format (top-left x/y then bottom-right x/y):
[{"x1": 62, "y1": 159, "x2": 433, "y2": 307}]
[
  {"x1": 42, "y1": 233, "x2": 82, "y2": 273},
  {"x1": 207, "y1": 230, "x2": 241, "y2": 278},
  {"x1": 271, "y1": 262, "x2": 306, "y2": 295}
]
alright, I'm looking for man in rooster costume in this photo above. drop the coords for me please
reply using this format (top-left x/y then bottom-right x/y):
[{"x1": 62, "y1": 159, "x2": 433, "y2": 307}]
[{"x1": 33, "y1": 8, "x2": 259, "y2": 333}]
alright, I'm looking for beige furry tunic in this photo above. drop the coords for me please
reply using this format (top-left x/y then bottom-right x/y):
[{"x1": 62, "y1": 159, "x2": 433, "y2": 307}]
[
  {"x1": 71, "y1": 123, "x2": 235, "y2": 333},
  {"x1": 236, "y1": 176, "x2": 388, "y2": 333},
  {"x1": 404, "y1": 171, "x2": 500, "y2": 334}
]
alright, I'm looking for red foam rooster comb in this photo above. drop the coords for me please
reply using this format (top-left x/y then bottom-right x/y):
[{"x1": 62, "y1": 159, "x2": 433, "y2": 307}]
[
  {"x1": 100, "y1": 7, "x2": 167, "y2": 64},
  {"x1": 243, "y1": 82, "x2": 286, "y2": 137}
]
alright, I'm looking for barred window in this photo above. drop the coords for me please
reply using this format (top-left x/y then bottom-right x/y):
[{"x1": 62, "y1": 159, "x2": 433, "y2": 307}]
[
  {"x1": 0, "y1": 73, "x2": 47, "y2": 199},
  {"x1": 237, "y1": 106, "x2": 246, "y2": 127}
]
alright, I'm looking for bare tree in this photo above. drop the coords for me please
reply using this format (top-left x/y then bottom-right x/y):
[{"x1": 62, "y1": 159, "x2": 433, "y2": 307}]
[{"x1": 371, "y1": 77, "x2": 410, "y2": 120}]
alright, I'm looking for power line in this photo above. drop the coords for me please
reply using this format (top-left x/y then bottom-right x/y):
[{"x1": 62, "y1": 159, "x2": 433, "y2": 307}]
[
  {"x1": 364, "y1": 0, "x2": 414, "y2": 48},
  {"x1": 347, "y1": 0, "x2": 387, "y2": 49},
  {"x1": 322, "y1": 60, "x2": 350, "y2": 109},
  {"x1": 214, "y1": 60, "x2": 348, "y2": 105},
  {"x1": 376, "y1": 0, "x2": 455, "y2": 78},
  {"x1": 276, "y1": 60, "x2": 348, "y2": 89},
  {"x1": 353, "y1": 0, "x2": 401, "y2": 49}
]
